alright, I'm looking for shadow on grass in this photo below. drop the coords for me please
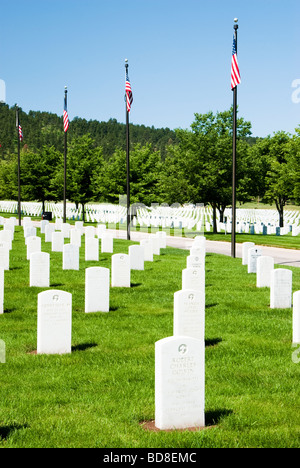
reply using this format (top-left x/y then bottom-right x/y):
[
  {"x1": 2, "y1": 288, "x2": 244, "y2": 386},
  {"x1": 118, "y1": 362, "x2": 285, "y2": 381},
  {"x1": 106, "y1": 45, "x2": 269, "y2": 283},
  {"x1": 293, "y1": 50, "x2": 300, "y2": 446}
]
[
  {"x1": 0, "y1": 424, "x2": 28, "y2": 440},
  {"x1": 206, "y1": 303, "x2": 218, "y2": 309},
  {"x1": 205, "y1": 338, "x2": 222, "y2": 347},
  {"x1": 131, "y1": 283, "x2": 142, "y2": 288},
  {"x1": 205, "y1": 409, "x2": 233, "y2": 426},
  {"x1": 72, "y1": 342, "x2": 98, "y2": 352},
  {"x1": 3, "y1": 308, "x2": 16, "y2": 314}
]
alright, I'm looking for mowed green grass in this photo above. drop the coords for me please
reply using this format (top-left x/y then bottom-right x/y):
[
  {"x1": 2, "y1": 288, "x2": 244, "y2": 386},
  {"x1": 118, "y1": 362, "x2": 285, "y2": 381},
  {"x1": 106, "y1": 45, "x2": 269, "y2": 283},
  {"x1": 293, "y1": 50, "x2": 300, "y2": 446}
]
[{"x1": 0, "y1": 224, "x2": 300, "y2": 448}]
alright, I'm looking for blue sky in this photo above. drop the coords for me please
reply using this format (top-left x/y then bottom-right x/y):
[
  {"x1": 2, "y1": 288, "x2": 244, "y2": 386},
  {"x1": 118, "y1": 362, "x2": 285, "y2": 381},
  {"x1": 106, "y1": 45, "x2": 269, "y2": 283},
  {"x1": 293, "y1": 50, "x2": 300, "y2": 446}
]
[{"x1": 0, "y1": 0, "x2": 299, "y2": 137}]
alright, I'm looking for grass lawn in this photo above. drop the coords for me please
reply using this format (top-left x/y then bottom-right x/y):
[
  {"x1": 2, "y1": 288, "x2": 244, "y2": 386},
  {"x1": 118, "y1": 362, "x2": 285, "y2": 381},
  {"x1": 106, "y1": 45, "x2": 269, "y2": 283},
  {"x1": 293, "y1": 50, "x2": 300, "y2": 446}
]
[{"x1": 0, "y1": 223, "x2": 300, "y2": 448}]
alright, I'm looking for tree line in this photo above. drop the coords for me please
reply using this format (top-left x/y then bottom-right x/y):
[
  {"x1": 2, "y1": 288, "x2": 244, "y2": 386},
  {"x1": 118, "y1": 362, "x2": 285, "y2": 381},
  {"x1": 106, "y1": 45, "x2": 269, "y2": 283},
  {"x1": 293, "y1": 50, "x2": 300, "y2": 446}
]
[
  {"x1": 0, "y1": 103, "x2": 177, "y2": 160},
  {"x1": 0, "y1": 103, "x2": 299, "y2": 230}
]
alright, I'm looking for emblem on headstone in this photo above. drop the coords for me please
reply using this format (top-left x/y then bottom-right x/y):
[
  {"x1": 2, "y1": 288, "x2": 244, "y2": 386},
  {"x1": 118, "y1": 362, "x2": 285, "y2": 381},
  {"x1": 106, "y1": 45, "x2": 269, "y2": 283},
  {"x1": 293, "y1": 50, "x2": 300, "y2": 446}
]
[
  {"x1": 178, "y1": 344, "x2": 187, "y2": 355},
  {"x1": 52, "y1": 294, "x2": 59, "y2": 302},
  {"x1": 188, "y1": 293, "x2": 194, "y2": 301}
]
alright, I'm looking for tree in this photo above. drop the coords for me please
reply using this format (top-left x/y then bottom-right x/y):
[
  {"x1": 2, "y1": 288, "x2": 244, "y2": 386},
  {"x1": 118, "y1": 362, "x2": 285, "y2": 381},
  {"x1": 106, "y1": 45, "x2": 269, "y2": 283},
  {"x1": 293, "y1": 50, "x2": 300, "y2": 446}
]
[
  {"x1": 288, "y1": 127, "x2": 300, "y2": 204},
  {"x1": 160, "y1": 109, "x2": 253, "y2": 232},
  {"x1": 250, "y1": 131, "x2": 293, "y2": 227},
  {"x1": 21, "y1": 145, "x2": 62, "y2": 212},
  {"x1": 65, "y1": 134, "x2": 105, "y2": 222},
  {"x1": 101, "y1": 143, "x2": 163, "y2": 206},
  {"x1": 0, "y1": 159, "x2": 18, "y2": 200}
]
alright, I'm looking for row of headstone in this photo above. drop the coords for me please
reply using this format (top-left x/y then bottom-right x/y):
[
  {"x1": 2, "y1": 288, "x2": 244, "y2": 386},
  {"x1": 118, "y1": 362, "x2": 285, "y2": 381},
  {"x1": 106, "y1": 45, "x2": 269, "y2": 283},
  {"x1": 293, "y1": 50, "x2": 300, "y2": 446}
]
[
  {"x1": 35, "y1": 228, "x2": 168, "y2": 353},
  {"x1": 155, "y1": 236, "x2": 206, "y2": 430},
  {"x1": 241, "y1": 242, "x2": 300, "y2": 343},
  {"x1": 242, "y1": 242, "x2": 293, "y2": 309}
]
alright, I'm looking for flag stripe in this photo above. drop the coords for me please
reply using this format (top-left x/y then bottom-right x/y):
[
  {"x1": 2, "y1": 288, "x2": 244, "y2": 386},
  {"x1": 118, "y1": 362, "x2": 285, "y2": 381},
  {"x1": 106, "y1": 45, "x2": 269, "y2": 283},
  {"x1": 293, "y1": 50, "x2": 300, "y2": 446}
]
[
  {"x1": 125, "y1": 69, "x2": 133, "y2": 113},
  {"x1": 231, "y1": 34, "x2": 241, "y2": 89},
  {"x1": 19, "y1": 124, "x2": 23, "y2": 141},
  {"x1": 63, "y1": 99, "x2": 69, "y2": 132}
]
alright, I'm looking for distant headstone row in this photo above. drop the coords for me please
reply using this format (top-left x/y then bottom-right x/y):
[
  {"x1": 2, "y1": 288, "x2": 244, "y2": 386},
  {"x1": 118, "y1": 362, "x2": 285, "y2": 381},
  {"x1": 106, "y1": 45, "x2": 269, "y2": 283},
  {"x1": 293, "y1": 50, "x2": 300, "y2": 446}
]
[
  {"x1": 242, "y1": 241, "x2": 300, "y2": 343},
  {"x1": 1, "y1": 202, "x2": 300, "y2": 236}
]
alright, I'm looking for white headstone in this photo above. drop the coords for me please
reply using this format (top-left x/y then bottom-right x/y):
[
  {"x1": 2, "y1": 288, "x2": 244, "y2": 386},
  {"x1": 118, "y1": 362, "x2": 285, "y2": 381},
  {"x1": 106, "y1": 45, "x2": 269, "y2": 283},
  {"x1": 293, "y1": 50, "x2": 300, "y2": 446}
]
[
  {"x1": 242, "y1": 242, "x2": 255, "y2": 265},
  {"x1": 182, "y1": 268, "x2": 205, "y2": 295},
  {"x1": 155, "y1": 231, "x2": 167, "y2": 249},
  {"x1": 293, "y1": 291, "x2": 300, "y2": 344},
  {"x1": 85, "y1": 226, "x2": 95, "y2": 239},
  {"x1": 191, "y1": 236, "x2": 206, "y2": 257},
  {"x1": 194, "y1": 236, "x2": 206, "y2": 249},
  {"x1": 85, "y1": 267, "x2": 109, "y2": 313},
  {"x1": 23, "y1": 217, "x2": 31, "y2": 230},
  {"x1": 248, "y1": 247, "x2": 262, "y2": 273},
  {"x1": 0, "y1": 242, "x2": 9, "y2": 270},
  {"x1": 51, "y1": 231, "x2": 64, "y2": 252},
  {"x1": 140, "y1": 239, "x2": 153, "y2": 262},
  {"x1": 190, "y1": 247, "x2": 205, "y2": 259},
  {"x1": 186, "y1": 255, "x2": 204, "y2": 269},
  {"x1": 45, "y1": 224, "x2": 55, "y2": 243},
  {"x1": 30, "y1": 252, "x2": 50, "y2": 287},
  {"x1": 4, "y1": 223, "x2": 14, "y2": 240},
  {"x1": 150, "y1": 235, "x2": 161, "y2": 255},
  {"x1": 0, "y1": 229, "x2": 12, "y2": 250},
  {"x1": 24, "y1": 226, "x2": 36, "y2": 243},
  {"x1": 63, "y1": 243, "x2": 79, "y2": 270},
  {"x1": 75, "y1": 221, "x2": 84, "y2": 234},
  {"x1": 111, "y1": 254, "x2": 130, "y2": 287},
  {"x1": 0, "y1": 267, "x2": 4, "y2": 314},
  {"x1": 270, "y1": 269, "x2": 292, "y2": 309},
  {"x1": 101, "y1": 234, "x2": 113, "y2": 253},
  {"x1": 37, "y1": 290, "x2": 72, "y2": 354},
  {"x1": 256, "y1": 256, "x2": 274, "y2": 288},
  {"x1": 129, "y1": 245, "x2": 144, "y2": 270},
  {"x1": 26, "y1": 236, "x2": 41, "y2": 260},
  {"x1": 155, "y1": 335, "x2": 205, "y2": 430},
  {"x1": 61, "y1": 223, "x2": 71, "y2": 239},
  {"x1": 5, "y1": 217, "x2": 15, "y2": 230},
  {"x1": 97, "y1": 224, "x2": 106, "y2": 238},
  {"x1": 173, "y1": 290, "x2": 205, "y2": 341},
  {"x1": 70, "y1": 229, "x2": 82, "y2": 247},
  {"x1": 40, "y1": 219, "x2": 49, "y2": 234},
  {"x1": 85, "y1": 237, "x2": 99, "y2": 261},
  {"x1": 55, "y1": 218, "x2": 63, "y2": 230}
]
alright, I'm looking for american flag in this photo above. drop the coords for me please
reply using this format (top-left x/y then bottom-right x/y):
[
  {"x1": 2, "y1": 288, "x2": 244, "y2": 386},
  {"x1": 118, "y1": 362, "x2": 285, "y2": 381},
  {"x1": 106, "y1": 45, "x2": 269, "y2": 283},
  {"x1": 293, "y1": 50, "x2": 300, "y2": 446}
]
[
  {"x1": 125, "y1": 69, "x2": 133, "y2": 113},
  {"x1": 231, "y1": 34, "x2": 241, "y2": 89},
  {"x1": 63, "y1": 99, "x2": 69, "y2": 132},
  {"x1": 19, "y1": 124, "x2": 23, "y2": 142}
]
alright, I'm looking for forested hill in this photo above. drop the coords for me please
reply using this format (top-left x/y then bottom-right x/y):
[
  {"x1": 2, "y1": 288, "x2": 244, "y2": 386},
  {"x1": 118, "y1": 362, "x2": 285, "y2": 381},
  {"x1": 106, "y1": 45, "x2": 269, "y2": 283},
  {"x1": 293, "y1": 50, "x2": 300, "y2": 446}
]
[{"x1": 0, "y1": 103, "x2": 178, "y2": 160}]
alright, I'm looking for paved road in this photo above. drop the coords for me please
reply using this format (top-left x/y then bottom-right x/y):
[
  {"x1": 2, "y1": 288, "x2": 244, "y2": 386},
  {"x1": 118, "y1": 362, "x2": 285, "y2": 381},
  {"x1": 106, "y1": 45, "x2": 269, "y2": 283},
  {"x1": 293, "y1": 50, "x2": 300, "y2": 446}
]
[{"x1": 123, "y1": 230, "x2": 300, "y2": 268}]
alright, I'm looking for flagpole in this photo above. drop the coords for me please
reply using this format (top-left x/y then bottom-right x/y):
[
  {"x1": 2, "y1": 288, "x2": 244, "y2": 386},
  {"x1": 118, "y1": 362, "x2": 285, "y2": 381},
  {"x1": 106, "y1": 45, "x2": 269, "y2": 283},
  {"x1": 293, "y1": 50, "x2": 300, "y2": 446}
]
[
  {"x1": 125, "y1": 59, "x2": 130, "y2": 241},
  {"x1": 63, "y1": 86, "x2": 67, "y2": 224},
  {"x1": 231, "y1": 18, "x2": 238, "y2": 258},
  {"x1": 16, "y1": 106, "x2": 21, "y2": 227}
]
